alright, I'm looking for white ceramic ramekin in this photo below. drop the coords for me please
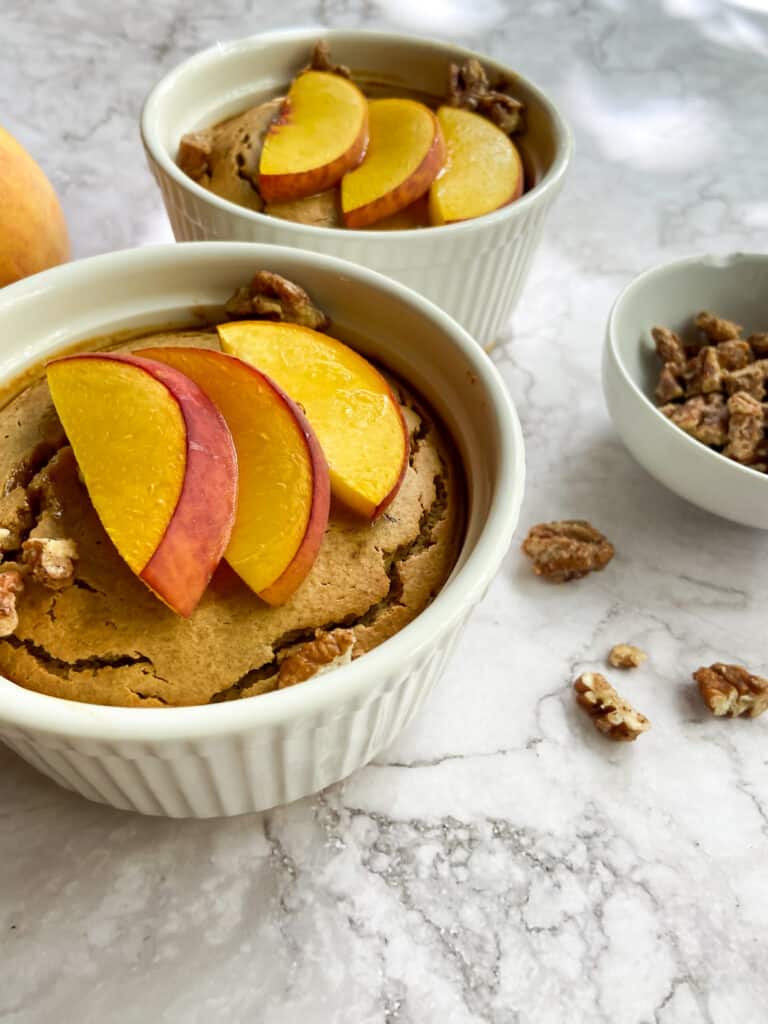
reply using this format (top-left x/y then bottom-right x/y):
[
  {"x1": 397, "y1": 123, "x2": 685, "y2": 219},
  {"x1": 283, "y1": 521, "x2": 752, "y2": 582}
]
[
  {"x1": 140, "y1": 29, "x2": 571, "y2": 345},
  {"x1": 603, "y1": 252, "x2": 768, "y2": 529},
  {"x1": 0, "y1": 242, "x2": 525, "y2": 817}
]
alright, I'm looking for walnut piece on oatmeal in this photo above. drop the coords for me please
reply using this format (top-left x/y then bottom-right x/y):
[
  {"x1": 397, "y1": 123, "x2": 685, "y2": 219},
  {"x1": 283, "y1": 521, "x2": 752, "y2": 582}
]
[
  {"x1": 694, "y1": 663, "x2": 768, "y2": 719},
  {"x1": 21, "y1": 537, "x2": 78, "y2": 590},
  {"x1": 304, "y1": 39, "x2": 350, "y2": 78},
  {"x1": 277, "y1": 630, "x2": 356, "y2": 689},
  {"x1": 521, "y1": 520, "x2": 614, "y2": 583},
  {"x1": 446, "y1": 58, "x2": 525, "y2": 134},
  {"x1": 0, "y1": 569, "x2": 24, "y2": 638},
  {"x1": 224, "y1": 270, "x2": 330, "y2": 331},
  {"x1": 177, "y1": 131, "x2": 212, "y2": 183},
  {"x1": 608, "y1": 643, "x2": 647, "y2": 669},
  {"x1": 573, "y1": 672, "x2": 650, "y2": 741}
]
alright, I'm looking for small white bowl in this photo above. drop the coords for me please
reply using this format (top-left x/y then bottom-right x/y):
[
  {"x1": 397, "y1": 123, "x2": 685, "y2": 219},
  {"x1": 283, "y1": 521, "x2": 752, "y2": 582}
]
[
  {"x1": 603, "y1": 252, "x2": 768, "y2": 529},
  {"x1": 140, "y1": 28, "x2": 571, "y2": 345},
  {"x1": 0, "y1": 242, "x2": 525, "y2": 817}
]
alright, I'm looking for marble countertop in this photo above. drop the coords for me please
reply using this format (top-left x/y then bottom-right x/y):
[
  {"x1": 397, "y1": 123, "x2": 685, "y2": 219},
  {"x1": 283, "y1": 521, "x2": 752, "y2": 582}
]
[{"x1": 3, "y1": 2, "x2": 768, "y2": 1021}]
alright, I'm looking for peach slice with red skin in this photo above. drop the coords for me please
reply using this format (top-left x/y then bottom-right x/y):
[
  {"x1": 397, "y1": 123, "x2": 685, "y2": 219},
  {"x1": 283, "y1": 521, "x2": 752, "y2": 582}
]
[
  {"x1": 259, "y1": 70, "x2": 369, "y2": 203},
  {"x1": 217, "y1": 321, "x2": 408, "y2": 520},
  {"x1": 46, "y1": 352, "x2": 237, "y2": 618},
  {"x1": 341, "y1": 98, "x2": 446, "y2": 229},
  {"x1": 138, "y1": 346, "x2": 330, "y2": 606},
  {"x1": 429, "y1": 106, "x2": 524, "y2": 226}
]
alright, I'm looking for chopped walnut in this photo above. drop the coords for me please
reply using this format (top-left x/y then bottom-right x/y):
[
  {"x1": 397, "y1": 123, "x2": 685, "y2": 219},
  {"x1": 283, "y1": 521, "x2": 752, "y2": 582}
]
[
  {"x1": 745, "y1": 437, "x2": 768, "y2": 473},
  {"x1": 277, "y1": 630, "x2": 356, "y2": 689},
  {"x1": 655, "y1": 363, "x2": 684, "y2": 403},
  {"x1": 608, "y1": 644, "x2": 647, "y2": 669},
  {"x1": 747, "y1": 333, "x2": 768, "y2": 358},
  {"x1": 685, "y1": 346, "x2": 722, "y2": 396},
  {"x1": 521, "y1": 520, "x2": 614, "y2": 583},
  {"x1": 724, "y1": 391, "x2": 764, "y2": 463},
  {"x1": 446, "y1": 58, "x2": 525, "y2": 134},
  {"x1": 661, "y1": 394, "x2": 729, "y2": 446},
  {"x1": 224, "y1": 270, "x2": 330, "y2": 331},
  {"x1": 0, "y1": 487, "x2": 33, "y2": 552},
  {"x1": 177, "y1": 131, "x2": 212, "y2": 182},
  {"x1": 716, "y1": 339, "x2": 752, "y2": 371},
  {"x1": 694, "y1": 663, "x2": 768, "y2": 719},
  {"x1": 695, "y1": 310, "x2": 742, "y2": 343},
  {"x1": 21, "y1": 537, "x2": 78, "y2": 590},
  {"x1": 651, "y1": 325, "x2": 686, "y2": 368},
  {"x1": 0, "y1": 569, "x2": 24, "y2": 638},
  {"x1": 304, "y1": 39, "x2": 350, "y2": 78},
  {"x1": 573, "y1": 672, "x2": 650, "y2": 741},
  {"x1": 724, "y1": 362, "x2": 766, "y2": 402}
]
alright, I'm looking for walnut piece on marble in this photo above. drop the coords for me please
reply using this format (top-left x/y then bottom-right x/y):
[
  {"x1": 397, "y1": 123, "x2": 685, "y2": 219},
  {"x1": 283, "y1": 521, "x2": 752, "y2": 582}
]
[
  {"x1": 446, "y1": 58, "x2": 525, "y2": 134},
  {"x1": 695, "y1": 310, "x2": 742, "y2": 343},
  {"x1": 0, "y1": 569, "x2": 24, "y2": 638},
  {"x1": 573, "y1": 672, "x2": 650, "y2": 741},
  {"x1": 608, "y1": 644, "x2": 647, "y2": 669},
  {"x1": 278, "y1": 630, "x2": 356, "y2": 689},
  {"x1": 224, "y1": 270, "x2": 330, "y2": 331},
  {"x1": 21, "y1": 537, "x2": 78, "y2": 590},
  {"x1": 694, "y1": 663, "x2": 768, "y2": 719},
  {"x1": 521, "y1": 520, "x2": 614, "y2": 583}
]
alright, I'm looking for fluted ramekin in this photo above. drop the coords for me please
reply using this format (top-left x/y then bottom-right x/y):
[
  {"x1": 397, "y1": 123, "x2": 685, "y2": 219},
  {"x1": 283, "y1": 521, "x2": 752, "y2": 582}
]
[
  {"x1": 141, "y1": 29, "x2": 571, "y2": 346},
  {"x1": 0, "y1": 242, "x2": 525, "y2": 817}
]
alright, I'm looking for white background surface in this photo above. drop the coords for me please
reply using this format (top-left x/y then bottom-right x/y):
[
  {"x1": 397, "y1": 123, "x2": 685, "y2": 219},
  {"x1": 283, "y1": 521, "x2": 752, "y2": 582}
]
[{"x1": 3, "y1": 1, "x2": 768, "y2": 1021}]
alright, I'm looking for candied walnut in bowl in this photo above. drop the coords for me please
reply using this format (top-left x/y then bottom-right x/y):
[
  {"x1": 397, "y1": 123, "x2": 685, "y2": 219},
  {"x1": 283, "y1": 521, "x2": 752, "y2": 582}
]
[{"x1": 603, "y1": 252, "x2": 768, "y2": 529}]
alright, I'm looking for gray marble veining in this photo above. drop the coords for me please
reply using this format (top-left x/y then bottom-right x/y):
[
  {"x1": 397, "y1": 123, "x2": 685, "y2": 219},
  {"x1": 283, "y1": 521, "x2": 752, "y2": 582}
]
[{"x1": 2, "y1": 1, "x2": 768, "y2": 1021}]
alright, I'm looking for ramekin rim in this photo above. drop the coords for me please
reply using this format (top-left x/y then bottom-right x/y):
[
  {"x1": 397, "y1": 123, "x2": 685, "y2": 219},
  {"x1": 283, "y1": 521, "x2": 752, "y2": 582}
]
[
  {"x1": 605, "y1": 250, "x2": 768, "y2": 486},
  {"x1": 139, "y1": 26, "x2": 573, "y2": 241},
  {"x1": 0, "y1": 241, "x2": 525, "y2": 741}
]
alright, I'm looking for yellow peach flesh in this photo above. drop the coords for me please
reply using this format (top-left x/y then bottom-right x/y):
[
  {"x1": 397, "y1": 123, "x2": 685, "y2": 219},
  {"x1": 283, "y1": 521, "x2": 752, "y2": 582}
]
[
  {"x1": 341, "y1": 98, "x2": 445, "y2": 228},
  {"x1": 139, "y1": 346, "x2": 330, "y2": 604},
  {"x1": 218, "y1": 322, "x2": 408, "y2": 519},
  {"x1": 429, "y1": 106, "x2": 524, "y2": 226},
  {"x1": 46, "y1": 357, "x2": 185, "y2": 573},
  {"x1": 259, "y1": 71, "x2": 368, "y2": 202}
]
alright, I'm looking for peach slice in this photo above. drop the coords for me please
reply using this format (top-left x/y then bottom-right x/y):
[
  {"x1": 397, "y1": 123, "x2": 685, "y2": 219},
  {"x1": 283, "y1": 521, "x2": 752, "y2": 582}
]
[
  {"x1": 341, "y1": 98, "x2": 446, "y2": 229},
  {"x1": 428, "y1": 106, "x2": 524, "y2": 226},
  {"x1": 259, "y1": 70, "x2": 369, "y2": 203},
  {"x1": 138, "y1": 346, "x2": 330, "y2": 605},
  {"x1": 46, "y1": 353, "x2": 237, "y2": 617},
  {"x1": 218, "y1": 322, "x2": 408, "y2": 519}
]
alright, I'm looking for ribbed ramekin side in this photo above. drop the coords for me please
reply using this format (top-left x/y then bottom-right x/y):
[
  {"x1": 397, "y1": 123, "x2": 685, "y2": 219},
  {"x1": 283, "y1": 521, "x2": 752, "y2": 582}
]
[{"x1": 0, "y1": 612, "x2": 472, "y2": 817}]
